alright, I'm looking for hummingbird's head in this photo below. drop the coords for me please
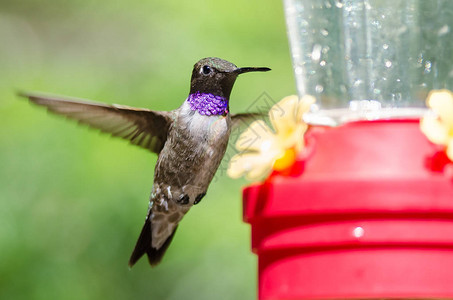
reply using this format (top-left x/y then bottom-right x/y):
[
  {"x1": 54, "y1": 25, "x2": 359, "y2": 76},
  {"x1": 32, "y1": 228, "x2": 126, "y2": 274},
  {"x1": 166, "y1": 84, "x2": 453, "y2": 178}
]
[{"x1": 189, "y1": 57, "x2": 270, "y2": 99}]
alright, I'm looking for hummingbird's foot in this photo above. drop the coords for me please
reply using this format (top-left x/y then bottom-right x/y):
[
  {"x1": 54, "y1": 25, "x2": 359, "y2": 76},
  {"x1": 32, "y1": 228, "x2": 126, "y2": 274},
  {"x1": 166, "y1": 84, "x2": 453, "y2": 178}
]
[
  {"x1": 194, "y1": 192, "x2": 206, "y2": 205},
  {"x1": 176, "y1": 194, "x2": 190, "y2": 205}
]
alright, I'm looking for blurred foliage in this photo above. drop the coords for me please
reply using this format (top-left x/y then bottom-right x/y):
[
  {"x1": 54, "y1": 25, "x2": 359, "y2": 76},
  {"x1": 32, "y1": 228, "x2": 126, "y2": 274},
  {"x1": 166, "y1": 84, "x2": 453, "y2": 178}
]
[{"x1": 0, "y1": 0, "x2": 294, "y2": 299}]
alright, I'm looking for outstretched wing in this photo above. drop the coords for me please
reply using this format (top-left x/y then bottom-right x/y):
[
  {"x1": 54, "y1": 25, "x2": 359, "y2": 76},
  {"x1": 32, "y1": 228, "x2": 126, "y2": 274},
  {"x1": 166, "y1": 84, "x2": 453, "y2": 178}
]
[
  {"x1": 231, "y1": 112, "x2": 266, "y2": 131},
  {"x1": 20, "y1": 92, "x2": 173, "y2": 154}
]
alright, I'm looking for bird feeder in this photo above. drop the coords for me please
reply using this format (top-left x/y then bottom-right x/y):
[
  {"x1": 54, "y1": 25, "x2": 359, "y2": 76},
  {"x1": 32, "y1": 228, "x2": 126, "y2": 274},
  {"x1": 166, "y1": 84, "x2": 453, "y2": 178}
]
[{"x1": 243, "y1": 1, "x2": 453, "y2": 299}]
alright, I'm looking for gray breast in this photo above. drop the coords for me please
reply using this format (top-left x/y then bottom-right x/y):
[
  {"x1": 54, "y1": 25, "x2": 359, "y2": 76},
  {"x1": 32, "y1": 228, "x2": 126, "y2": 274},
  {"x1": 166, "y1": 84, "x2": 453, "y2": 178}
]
[{"x1": 153, "y1": 102, "x2": 231, "y2": 203}]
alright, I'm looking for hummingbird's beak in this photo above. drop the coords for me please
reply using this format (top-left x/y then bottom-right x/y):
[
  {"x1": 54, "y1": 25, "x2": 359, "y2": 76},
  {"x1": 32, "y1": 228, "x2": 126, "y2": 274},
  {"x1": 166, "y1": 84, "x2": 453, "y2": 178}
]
[{"x1": 233, "y1": 67, "x2": 271, "y2": 74}]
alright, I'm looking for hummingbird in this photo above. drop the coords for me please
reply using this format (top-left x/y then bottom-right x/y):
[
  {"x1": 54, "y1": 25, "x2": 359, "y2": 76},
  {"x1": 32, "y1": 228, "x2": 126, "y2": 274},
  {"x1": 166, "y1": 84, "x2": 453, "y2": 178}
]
[{"x1": 20, "y1": 57, "x2": 270, "y2": 267}]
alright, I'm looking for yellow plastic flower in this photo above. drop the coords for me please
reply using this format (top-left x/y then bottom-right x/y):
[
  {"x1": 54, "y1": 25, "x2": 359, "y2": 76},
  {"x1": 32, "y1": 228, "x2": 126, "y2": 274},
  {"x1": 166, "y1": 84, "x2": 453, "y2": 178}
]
[
  {"x1": 420, "y1": 89, "x2": 453, "y2": 161},
  {"x1": 227, "y1": 95, "x2": 315, "y2": 181}
]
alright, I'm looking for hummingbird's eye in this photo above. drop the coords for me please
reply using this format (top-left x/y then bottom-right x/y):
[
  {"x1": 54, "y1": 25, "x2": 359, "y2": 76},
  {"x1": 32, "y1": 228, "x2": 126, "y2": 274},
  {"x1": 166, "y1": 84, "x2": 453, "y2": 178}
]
[{"x1": 201, "y1": 65, "x2": 212, "y2": 75}]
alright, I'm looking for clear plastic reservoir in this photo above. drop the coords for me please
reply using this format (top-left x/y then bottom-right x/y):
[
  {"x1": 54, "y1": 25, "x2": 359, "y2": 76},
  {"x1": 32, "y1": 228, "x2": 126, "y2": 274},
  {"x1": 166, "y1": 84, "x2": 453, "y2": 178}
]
[{"x1": 284, "y1": 0, "x2": 453, "y2": 126}]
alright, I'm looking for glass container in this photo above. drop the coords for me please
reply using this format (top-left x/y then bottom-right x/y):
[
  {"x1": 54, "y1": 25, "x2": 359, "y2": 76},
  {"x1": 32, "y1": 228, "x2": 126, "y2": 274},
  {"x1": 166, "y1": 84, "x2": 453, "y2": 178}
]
[{"x1": 284, "y1": 0, "x2": 453, "y2": 126}]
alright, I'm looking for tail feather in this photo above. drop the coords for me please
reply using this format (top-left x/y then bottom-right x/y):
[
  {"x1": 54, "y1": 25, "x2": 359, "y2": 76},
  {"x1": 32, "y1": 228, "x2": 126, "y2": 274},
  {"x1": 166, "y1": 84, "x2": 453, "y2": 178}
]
[{"x1": 128, "y1": 219, "x2": 177, "y2": 267}]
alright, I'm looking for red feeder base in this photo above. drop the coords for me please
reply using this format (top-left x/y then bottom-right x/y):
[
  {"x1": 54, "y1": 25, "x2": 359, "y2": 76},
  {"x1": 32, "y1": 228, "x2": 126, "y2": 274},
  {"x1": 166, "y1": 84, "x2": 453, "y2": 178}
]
[{"x1": 243, "y1": 120, "x2": 453, "y2": 300}]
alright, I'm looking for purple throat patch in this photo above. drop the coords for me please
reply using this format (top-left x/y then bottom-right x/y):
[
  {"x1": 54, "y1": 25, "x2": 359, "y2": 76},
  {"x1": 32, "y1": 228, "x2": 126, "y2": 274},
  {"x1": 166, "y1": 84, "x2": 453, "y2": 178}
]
[{"x1": 187, "y1": 92, "x2": 228, "y2": 116}]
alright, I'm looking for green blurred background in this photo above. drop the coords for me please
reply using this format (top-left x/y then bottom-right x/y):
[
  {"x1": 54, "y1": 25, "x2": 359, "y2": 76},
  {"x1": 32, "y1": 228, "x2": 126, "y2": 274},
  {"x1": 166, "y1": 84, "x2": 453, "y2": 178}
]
[{"x1": 0, "y1": 0, "x2": 294, "y2": 299}]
